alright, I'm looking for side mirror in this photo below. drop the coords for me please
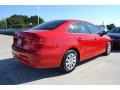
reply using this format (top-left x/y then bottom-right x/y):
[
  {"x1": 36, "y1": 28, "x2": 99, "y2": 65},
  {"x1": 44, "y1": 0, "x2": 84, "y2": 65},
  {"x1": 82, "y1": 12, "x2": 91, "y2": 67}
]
[{"x1": 98, "y1": 31, "x2": 107, "y2": 36}]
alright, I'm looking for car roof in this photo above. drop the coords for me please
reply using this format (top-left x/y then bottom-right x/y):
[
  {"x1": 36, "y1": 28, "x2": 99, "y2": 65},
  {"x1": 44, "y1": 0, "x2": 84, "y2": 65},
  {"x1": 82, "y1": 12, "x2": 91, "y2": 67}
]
[
  {"x1": 64, "y1": 19, "x2": 92, "y2": 24},
  {"x1": 65, "y1": 19, "x2": 87, "y2": 22},
  {"x1": 53, "y1": 19, "x2": 88, "y2": 23}
]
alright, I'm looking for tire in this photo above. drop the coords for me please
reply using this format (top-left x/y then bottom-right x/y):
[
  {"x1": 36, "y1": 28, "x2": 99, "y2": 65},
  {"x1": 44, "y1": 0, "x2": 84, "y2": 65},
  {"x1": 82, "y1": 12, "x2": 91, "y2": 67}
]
[
  {"x1": 60, "y1": 50, "x2": 78, "y2": 73},
  {"x1": 103, "y1": 42, "x2": 111, "y2": 56}
]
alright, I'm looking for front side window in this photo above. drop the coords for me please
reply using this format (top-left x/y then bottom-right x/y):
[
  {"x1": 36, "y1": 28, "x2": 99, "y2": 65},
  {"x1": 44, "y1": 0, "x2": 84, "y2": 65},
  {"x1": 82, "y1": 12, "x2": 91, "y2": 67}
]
[
  {"x1": 32, "y1": 20, "x2": 66, "y2": 30},
  {"x1": 87, "y1": 23, "x2": 102, "y2": 34}
]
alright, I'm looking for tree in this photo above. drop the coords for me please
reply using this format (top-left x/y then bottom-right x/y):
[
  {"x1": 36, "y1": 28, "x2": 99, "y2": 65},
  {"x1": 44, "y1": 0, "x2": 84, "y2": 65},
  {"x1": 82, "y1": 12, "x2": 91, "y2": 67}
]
[
  {"x1": 6, "y1": 15, "x2": 27, "y2": 28},
  {"x1": 106, "y1": 24, "x2": 116, "y2": 31},
  {"x1": 0, "y1": 14, "x2": 44, "y2": 29},
  {"x1": 0, "y1": 20, "x2": 6, "y2": 29},
  {"x1": 29, "y1": 15, "x2": 44, "y2": 27}
]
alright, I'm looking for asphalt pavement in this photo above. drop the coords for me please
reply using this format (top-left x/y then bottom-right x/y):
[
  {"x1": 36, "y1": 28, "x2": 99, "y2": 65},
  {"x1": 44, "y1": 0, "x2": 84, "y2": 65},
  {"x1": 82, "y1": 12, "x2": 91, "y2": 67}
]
[{"x1": 0, "y1": 34, "x2": 120, "y2": 85}]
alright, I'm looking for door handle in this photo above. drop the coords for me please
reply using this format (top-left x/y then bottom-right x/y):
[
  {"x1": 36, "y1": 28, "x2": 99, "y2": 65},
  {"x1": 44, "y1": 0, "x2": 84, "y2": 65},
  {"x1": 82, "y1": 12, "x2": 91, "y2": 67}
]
[
  {"x1": 77, "y1": 38, "x2": 82, "y2": 41},
  {"x1": 94, "y1": 38, "x2": 97, "y2": 40}
]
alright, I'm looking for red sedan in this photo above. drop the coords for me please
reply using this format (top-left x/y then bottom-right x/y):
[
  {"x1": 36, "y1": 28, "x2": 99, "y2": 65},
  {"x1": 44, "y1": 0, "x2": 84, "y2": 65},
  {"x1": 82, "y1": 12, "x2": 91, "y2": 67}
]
[{"x1": 12, "y1": 20, "x2": 111, "y2": 73}]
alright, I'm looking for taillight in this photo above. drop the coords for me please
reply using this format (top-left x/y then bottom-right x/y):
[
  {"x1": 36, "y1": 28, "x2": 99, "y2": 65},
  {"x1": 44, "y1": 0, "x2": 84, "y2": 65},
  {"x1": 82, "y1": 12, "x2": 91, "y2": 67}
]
[
  {"x1": 13, "y1": 32, "x2": 46, "y2": 51},
  {"x1": 23, "y1": 36, "x2": 46, "y2": 51},
  {"x1": 13, "y1": 33, "x2": 18, "y2": 44}
]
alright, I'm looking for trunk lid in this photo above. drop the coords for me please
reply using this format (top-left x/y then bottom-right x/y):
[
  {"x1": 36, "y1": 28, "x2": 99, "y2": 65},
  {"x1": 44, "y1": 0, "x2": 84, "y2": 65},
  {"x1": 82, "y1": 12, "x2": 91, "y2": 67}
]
[{"x1": 13, "y1": 30, "x2": 47, "y2": 50}]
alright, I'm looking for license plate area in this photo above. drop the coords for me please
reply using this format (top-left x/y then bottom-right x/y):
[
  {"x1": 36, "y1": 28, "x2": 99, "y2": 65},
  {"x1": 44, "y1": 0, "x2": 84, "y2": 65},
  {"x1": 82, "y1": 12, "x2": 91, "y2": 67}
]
[{"x1": 17, "y1": 39, "x2": 22, "y2": 46}]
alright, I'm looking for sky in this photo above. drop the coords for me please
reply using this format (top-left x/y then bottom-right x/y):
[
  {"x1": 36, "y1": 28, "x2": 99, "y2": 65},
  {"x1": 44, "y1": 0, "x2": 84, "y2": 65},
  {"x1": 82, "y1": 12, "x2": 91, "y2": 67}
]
[{"x1": 0, "y1": 5, "x2": 120, "y2": 26}]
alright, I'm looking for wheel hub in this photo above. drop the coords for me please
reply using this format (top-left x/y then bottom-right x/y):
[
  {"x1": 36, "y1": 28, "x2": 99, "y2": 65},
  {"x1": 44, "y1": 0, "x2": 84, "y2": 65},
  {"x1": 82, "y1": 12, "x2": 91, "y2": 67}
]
[{"x1": 65, "y1": 53, "x2": 77, "y2": 70}]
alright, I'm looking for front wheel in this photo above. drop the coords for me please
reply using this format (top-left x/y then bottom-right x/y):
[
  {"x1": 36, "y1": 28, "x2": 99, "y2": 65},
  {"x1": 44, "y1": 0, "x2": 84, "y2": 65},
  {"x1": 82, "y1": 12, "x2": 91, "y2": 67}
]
[
  {"x1": 103, "y1": 42, "x2": 111, "y2": 56},
  {"x1": 60, "y1": 50, "x2": 78, "y2": 73}
]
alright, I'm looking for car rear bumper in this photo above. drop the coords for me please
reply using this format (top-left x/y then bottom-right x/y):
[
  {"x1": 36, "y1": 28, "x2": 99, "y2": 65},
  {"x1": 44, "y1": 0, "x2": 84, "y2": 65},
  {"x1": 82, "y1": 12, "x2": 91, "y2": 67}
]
[{"x1": 12, "y1": 45, "x2": 61, "y2": 68}]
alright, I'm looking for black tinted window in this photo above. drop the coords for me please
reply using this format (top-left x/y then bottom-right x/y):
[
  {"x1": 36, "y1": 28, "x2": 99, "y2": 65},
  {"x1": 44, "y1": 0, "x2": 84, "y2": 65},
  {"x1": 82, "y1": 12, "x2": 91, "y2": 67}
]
[
  {"x1": 109, "y1": 27, "x2": 120, "y2": 33},
  {"x1": 32, "y1": 20, "x2": 66, "y2": 30},
  {"x1": 87, "y1": 23, "x2": 102, "y2": 34}
]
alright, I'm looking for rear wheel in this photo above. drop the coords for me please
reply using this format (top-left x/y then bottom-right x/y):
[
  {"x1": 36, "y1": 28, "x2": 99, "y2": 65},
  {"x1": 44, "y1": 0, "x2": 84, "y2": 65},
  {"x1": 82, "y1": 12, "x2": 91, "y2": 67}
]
[
  {"x1": 103, "y1": 42, "x2": 111, "y2": 55},
  {"x1": 60, "y1": 50, "x2": 78, "y2": 73}
]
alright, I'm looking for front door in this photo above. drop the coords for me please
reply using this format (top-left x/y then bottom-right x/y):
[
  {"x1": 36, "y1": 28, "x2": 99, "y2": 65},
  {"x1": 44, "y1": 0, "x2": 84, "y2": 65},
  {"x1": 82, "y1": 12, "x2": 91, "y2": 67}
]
[{"x1": 87, "y1": 23, "x2": 106, "y2": 55}]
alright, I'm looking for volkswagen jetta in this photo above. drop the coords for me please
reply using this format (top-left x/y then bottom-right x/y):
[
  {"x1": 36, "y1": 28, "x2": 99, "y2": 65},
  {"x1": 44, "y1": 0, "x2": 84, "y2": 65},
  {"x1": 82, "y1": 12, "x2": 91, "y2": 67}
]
[{"x1": 12, "y1": 20, "x2": 111, "y2": 73}]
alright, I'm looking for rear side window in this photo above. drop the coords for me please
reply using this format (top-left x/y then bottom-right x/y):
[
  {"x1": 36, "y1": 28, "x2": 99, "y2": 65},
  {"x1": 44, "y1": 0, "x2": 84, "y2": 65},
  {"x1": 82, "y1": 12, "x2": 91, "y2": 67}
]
[
  {"x1": 87, "y1": 23, "x2": 102, "y2": 34},
  {"x1": 68, "y1": 22, "x2": 91, "y2": 33},
  {"x1": 69, "y1": 24, "x2": 75, "y2": 33},
  {"x1": 32, "y1": 20, "x2": 66, "y2": 30}
]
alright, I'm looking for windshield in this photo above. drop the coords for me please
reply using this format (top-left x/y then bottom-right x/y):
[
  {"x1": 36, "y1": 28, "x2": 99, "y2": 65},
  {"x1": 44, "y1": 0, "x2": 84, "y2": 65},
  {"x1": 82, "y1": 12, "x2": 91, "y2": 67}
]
[
  {"x1": 109, "y1": 27, "x2": 120, "y2": 33},
  {"x1": 32, "y1": 20, "x2": 66, "y2": 30}
]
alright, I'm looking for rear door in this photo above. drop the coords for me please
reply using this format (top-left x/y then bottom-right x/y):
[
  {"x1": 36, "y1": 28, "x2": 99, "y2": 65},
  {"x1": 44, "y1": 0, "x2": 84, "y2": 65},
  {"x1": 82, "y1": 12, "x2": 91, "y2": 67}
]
[{"x1": 71, "y1": 22, "x2": 98, "y2": 60}]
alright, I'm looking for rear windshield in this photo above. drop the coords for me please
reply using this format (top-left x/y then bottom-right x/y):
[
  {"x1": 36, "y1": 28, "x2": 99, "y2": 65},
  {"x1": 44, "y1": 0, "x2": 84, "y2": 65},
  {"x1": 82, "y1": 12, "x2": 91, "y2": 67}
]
[
  {"x1": 109, "y1": 27, "x2": 120, "y2": 33},
  {"x1": 32, "y1": 20, "x2": 66, "y2": 30}
]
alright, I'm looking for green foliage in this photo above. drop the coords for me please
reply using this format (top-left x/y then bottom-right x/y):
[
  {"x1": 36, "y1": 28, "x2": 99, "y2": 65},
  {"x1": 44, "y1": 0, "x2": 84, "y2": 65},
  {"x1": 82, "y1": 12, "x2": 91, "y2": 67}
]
[
  {"x1": 106, "y1": 24, "x2": 116, "y2": 31},
  {"x1": 0, "y1": 14, "x2": 44, "y2": 29},
  {"x1": 29, "y1": 15, "x2": 44, "y2": 27},
  {"x1": 0, "y1": 20, "x2": 6, "y2": 29}
]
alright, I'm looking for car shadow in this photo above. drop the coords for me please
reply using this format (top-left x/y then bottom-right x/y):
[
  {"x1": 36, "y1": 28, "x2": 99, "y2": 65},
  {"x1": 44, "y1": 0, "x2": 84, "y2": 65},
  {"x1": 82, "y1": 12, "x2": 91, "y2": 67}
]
[
  {"x1": 0, "y1": 58, "x2": 63, "y2": 85},
  {"x1": 0, "y1": 48, "x2": 119, "y2": 85}
]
